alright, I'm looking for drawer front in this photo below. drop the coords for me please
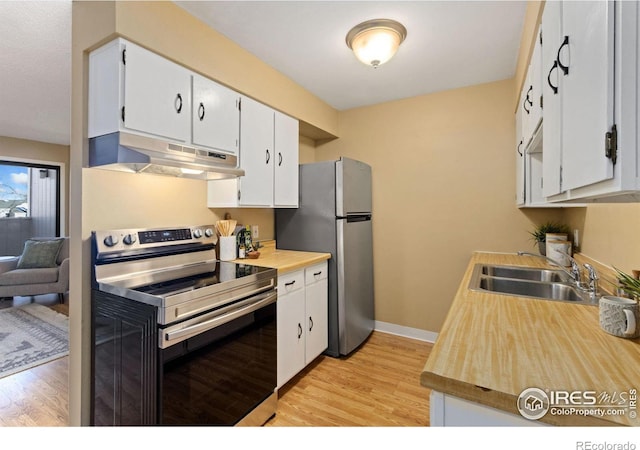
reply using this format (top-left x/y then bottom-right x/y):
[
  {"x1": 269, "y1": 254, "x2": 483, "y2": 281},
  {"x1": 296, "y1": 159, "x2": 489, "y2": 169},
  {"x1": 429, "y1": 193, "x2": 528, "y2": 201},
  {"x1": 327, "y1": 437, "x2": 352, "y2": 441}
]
[
  {"x1": 277, "y1": 270, "x2": 305, "y2": 294},
  {"x1": 305, "y1": 261, "x2": 328, "y2": 285}
]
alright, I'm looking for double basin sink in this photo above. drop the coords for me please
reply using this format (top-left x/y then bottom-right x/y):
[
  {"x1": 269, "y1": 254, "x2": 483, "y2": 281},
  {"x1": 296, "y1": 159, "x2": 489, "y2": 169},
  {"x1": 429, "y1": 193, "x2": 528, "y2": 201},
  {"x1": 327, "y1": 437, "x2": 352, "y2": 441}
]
[{"x1": 469, "y1": 263, "x2": 598, "y2": 305}]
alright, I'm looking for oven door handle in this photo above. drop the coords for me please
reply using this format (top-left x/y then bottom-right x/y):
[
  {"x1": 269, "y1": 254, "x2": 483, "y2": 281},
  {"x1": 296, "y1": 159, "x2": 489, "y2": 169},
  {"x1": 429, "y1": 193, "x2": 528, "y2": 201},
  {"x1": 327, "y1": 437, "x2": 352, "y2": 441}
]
[{"x1": 161, "y1": 291, "x2": 277, "y2": 347}]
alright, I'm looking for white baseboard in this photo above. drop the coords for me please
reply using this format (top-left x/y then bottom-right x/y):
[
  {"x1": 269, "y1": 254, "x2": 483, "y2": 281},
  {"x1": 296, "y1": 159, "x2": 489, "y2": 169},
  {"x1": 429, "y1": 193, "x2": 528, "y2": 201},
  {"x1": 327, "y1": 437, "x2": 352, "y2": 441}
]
[{"x1": 374, "y1": 320, "x2": 438, "y2": 343}]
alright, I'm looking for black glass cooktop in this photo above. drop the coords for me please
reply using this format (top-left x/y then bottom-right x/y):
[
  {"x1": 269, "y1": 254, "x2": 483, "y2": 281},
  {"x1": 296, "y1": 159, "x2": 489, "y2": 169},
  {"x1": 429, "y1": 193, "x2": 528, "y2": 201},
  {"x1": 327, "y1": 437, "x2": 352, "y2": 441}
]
[{"x1": 132, "y1": 262, "x2": 273, "y2": 297}]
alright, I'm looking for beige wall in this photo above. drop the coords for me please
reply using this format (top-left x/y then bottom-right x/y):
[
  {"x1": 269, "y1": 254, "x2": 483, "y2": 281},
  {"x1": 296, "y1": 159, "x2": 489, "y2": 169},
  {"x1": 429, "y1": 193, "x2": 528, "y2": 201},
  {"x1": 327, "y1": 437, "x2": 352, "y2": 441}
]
[
  {"x1": 317, "y1": 79, "x2": 563, "y2": 332},
  {"x1": 0, "y1": 136, "x2": 70, "y2": 235}
]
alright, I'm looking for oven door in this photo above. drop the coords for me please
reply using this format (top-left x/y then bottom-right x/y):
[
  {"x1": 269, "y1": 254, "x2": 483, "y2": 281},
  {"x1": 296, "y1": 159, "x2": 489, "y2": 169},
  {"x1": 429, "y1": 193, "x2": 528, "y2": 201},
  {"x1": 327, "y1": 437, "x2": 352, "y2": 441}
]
[{"x1": 158, "y1": 290, "x2": 277, "y2": 426}]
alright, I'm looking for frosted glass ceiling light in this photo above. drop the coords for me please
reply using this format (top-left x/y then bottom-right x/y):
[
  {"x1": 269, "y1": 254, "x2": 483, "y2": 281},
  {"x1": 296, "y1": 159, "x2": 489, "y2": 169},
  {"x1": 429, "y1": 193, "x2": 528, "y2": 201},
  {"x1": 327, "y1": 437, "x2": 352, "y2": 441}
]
[{"x1": 346, "y1": 19, "x2": 407, "y2": 68}]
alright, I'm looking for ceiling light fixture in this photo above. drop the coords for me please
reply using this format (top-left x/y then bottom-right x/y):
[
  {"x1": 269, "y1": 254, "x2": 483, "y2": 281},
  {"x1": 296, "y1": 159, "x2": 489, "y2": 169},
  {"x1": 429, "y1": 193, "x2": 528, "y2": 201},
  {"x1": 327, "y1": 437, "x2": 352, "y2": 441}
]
[{"x1": 346, "y1": 18, "x2": 407, "y2": 69}]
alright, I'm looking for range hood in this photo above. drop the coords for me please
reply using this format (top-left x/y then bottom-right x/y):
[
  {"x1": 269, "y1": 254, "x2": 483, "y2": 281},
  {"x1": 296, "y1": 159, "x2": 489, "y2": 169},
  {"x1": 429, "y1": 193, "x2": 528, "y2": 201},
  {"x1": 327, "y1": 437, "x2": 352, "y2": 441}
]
[{"x1": 89, "y1": 132, "x2": 244, "y2": 180}]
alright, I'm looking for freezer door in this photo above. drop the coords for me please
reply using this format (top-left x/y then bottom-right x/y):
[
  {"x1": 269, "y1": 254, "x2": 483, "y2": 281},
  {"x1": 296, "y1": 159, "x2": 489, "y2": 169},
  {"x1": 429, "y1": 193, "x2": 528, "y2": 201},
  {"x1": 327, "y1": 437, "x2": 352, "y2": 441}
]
[
  {"x1": 336, "y1": 158, "x2": 372, "y2": 216},
  {"x1": 336, "y1": 216, "x2": 374, "y2": 355}
]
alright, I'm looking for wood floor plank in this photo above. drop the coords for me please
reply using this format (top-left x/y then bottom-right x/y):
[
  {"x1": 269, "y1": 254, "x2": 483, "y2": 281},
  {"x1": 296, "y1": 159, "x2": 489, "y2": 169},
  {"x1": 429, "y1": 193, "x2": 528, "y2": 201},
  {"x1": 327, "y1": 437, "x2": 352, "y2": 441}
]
[{"x1": 266, "y1": 331, "x2": 432, "y2": 427}]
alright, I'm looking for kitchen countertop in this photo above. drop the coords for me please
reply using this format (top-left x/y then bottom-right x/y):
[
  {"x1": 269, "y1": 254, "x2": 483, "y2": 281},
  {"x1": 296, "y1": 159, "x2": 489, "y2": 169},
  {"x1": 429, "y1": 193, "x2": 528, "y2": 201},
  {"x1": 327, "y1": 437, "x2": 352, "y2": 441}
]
[
  {"x1": 233, "y1": 240, "x2": 331, "y2": 274},
  {"x1": 420, "y1": 251, "x2": 640, "y2": 426}
]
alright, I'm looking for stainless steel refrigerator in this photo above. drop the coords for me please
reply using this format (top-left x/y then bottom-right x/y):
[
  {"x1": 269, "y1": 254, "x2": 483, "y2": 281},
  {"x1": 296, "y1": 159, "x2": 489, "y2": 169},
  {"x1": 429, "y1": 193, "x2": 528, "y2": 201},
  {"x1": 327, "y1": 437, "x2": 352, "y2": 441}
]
[{"x1": 276, "y1": 157, "x2": 374, "y2": 357}]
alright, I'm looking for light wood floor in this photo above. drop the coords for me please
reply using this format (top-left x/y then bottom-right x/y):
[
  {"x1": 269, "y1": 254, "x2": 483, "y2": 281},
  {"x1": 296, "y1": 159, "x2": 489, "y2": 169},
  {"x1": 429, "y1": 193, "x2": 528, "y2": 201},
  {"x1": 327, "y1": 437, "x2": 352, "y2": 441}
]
[
  {"x1": 266, "y1": 331, "x2": 432, "y2": 426},
  {"x1": 0, "y1": 321, "x2": 432, "y2": 426}
]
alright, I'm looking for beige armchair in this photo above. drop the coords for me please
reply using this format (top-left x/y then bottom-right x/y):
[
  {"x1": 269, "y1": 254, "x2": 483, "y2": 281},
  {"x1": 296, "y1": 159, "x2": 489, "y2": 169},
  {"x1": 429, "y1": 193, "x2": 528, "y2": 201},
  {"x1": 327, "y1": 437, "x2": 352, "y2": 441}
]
[{"x1": 0, "y1": 237, "x2": 69, "y2": 304}]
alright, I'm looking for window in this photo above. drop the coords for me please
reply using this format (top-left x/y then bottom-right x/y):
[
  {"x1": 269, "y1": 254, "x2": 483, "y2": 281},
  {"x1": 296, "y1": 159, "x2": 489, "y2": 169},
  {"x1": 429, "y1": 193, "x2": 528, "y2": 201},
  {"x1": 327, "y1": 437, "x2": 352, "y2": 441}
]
[{"x1": 0, "y1": 161, "x2": 61, "y2": 256}]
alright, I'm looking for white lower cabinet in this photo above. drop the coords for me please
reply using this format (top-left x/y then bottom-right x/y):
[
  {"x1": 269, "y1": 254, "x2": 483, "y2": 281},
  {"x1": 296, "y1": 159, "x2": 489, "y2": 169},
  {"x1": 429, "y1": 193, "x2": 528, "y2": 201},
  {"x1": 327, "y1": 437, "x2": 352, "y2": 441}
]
[
  {"x1": 430, "y1": 391, "x2": 548, "y2": 427},
  {"x1": 277, "y1": 261, "x2": 328, "y2": 389}
]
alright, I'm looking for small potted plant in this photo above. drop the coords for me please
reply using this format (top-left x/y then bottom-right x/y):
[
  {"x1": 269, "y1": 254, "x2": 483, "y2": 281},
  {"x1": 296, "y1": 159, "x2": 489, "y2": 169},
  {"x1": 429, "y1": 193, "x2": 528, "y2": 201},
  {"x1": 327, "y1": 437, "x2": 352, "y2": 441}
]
[
  {"x1": 529, "y1": 221, "x2": 570, "y2": 256},
  {"x1": 614, "y1": 268, "x2": 640, "y2": 301}
]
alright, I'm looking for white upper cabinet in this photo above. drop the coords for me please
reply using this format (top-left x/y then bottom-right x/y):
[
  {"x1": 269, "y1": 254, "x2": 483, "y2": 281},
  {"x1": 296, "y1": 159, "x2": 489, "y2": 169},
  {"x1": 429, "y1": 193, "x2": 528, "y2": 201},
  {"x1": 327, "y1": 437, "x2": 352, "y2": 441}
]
[
  {"x1": 541, "y1": 0, "x2": 564, "y2": 198},
  {"x1": 237, "y1": 96, "x2": 275, "y2": 207},
  {"x1": 191, "y1": 74, "x2": 240, "y2": 155},
  {"x1": 515, "y1": 93, "x2": 526, "y2": 206},
  {"x1": 207, "y1": 98, "x2": 300, "y2": 208},
  {"x1": 559, "y1": 1, "x2": 615, "y2": 192},
  {"x1": 540, "y1": 1, "x2": 640, "y2": 202},
  {"x1": 89, "y1": 39, "x2": 191, "y2": 143},
  {"x1": 274, "y1": 111, "x2": 299, "y2": 208}
]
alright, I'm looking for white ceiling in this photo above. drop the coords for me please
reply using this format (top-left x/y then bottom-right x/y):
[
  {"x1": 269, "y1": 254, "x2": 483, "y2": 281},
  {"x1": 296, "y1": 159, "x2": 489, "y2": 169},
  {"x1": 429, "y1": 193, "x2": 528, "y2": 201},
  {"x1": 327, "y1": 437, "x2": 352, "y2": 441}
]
[
  {"x1": 0, "y1": 0, "x2": 526, "y2": 147},
  {"x1": 0, "y1": 1, "x2": 71, "y2": 146},
  {"x1": 175, "y1": 1, "x2": 527, "y2": 110}
]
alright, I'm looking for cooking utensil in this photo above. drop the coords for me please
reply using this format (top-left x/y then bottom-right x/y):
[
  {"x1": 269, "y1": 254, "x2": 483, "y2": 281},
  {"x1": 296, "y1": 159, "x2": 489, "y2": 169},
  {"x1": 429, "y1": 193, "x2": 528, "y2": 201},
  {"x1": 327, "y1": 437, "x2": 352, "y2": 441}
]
[{"x1": 215, "y1": 219, "x2": 237, "y2": 237}]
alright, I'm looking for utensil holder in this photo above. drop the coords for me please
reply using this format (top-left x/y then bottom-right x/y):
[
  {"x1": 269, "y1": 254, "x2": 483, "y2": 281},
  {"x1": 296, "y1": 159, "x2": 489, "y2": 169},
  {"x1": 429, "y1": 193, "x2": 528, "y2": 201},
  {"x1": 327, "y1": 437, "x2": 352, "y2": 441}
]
[{"x1": 219, "y1": 236, "x2": 237, "y2": 261}]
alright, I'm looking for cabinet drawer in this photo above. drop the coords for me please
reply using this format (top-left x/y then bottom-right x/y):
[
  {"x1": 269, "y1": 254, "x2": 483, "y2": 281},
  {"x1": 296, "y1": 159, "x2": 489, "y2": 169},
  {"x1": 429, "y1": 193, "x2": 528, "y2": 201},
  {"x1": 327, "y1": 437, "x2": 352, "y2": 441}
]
[
  {"x1": 277, "y1": 270, "x2": 304, "y2": 294},
  {"x1": 305, "y1": 261, "x2": 328, "y2": 285}
]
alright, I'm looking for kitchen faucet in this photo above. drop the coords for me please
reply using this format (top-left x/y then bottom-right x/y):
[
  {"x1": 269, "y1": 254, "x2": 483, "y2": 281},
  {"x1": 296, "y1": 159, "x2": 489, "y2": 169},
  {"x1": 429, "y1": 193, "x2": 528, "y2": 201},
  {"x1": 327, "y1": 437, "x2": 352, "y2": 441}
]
[{"x1": 516, "y1": 251, "x2": 585, "y2": 287}]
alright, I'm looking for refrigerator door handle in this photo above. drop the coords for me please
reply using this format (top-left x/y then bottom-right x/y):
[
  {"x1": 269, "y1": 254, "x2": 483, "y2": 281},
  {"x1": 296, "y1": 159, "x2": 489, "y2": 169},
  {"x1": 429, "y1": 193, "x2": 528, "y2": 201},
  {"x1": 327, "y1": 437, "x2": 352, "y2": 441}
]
[{"x1": 336, "y1": 218, "x2": 347, "y2": 351}]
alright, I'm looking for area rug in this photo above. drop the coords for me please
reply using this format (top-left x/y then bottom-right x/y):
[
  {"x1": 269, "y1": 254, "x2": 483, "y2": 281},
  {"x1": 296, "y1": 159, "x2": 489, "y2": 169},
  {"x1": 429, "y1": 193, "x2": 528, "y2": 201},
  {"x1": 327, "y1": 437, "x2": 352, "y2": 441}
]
[{"x1": 0, "y1": 303, "x2": 68, "y2": 379}]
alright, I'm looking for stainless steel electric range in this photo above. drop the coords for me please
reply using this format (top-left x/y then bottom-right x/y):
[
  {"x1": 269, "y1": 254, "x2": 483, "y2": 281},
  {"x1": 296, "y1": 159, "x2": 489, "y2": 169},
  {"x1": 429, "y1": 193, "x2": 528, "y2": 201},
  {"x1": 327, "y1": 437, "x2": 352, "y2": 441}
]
[{"x1": 90, "y1": 225, "x2": 277, "y2": 426}]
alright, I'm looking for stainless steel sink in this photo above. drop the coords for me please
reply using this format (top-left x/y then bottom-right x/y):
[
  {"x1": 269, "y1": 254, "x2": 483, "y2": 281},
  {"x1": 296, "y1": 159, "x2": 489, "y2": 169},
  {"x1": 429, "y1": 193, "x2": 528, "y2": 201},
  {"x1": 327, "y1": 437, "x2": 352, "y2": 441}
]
[
  {"x1": 480, "y1": 264, "x2": 571, "y2": 283},
  {"x1": 469, "y1": 264, "x2": 597, "y2": 305}
]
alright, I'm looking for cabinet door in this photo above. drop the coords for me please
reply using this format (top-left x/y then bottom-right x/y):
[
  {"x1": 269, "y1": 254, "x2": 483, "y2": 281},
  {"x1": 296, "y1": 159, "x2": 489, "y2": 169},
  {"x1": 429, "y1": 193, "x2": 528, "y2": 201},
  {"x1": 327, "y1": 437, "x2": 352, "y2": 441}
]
[
  {"x1": 276, "y1": 288, "x2": 306, "y2": 389},
  {"x1": 274, "y1": 111, "x2": 299, "y2": 208},
  {"x1": 541, "y1": 0, "x2": 563, "y2": 197},
  {"x1": 122, "y1": 41, "x2": 191, "y2": 143},
  {"x1": 521, "y1": 70, "x2": 534, "y2": 145},
  {"x1": 305, "y1": 278, "x2": 328, "y2": 364},
  {"x1": 529, "y1": 30, "x2": 543, "y2": 135},
  {"x1": 560, "y1": 1, "x2": 615, "y2": 191},
  {"x1": 238, "y1": 97, "x2": 274, "y2": 206},
  {"x1": 192, "y1": 74, "x2": 240, "y2": 155},
  {"x1": 515, "y1": 104, "x2": 525, "y2": 206}
]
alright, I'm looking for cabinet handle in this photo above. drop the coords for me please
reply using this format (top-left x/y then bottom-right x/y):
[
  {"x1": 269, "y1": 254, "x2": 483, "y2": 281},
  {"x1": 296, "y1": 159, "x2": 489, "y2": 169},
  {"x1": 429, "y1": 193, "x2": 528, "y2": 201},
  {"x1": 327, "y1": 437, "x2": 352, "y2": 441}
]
[
  {"x1": 278, "y1": 152, "x2": 283, "y2": 167},
  {"x1": 198, "y1": 102, "x2": 205, "y2": 121},
  {"x1": 266, "y1": 149, "x2": 271, "y2": 164},
  {"x1": 523, "y1": 95, "x2": 530, "y2": 115},
  {"x1": 547, "y1": 60, "x2": 559, "y2": 95},
  {"x1": 309, "y1": 316, "x2": 314, "y2": 332},
  {"x1": 517, "y1": 140, "x2": 523, "y2": 157},
  {"x1": 285, "y1": 280, "x2": 296, "y2": 287},
  {"x1": 175, "y1": 93, "x2": 183, "y2": 113},
  {"x1": 557, "y1": 36, "x2": 570, "y2": 75},
  {"x1": 297, "y1": 323, "x2": 303, "y2": 339},
  {"x1": 525, "y1": 86, "x2": 533, "y2": 107}
]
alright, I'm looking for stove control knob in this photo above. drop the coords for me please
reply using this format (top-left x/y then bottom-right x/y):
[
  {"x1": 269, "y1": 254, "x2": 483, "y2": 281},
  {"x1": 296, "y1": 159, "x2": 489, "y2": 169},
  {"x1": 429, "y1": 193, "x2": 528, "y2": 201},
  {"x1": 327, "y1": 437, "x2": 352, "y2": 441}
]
[
  {"x1": 103, "y1": 235, "x2": 119, "y2": 247},
  {"x1": 204, "y1": 228, "x2": 214, "y2": 237},
  {"x1": 193, "y1": 229, "x2": 203, "y2": 238},
  {"x1": 123, "y1": 234, "x2": 137, "y2": 246}
]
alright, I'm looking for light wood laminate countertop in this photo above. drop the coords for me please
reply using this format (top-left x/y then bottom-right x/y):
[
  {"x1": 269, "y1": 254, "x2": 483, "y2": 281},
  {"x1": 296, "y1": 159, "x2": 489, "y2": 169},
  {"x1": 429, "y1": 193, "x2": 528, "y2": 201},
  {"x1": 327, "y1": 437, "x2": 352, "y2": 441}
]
[
  {"x1": 420, "y1": 251, "x2": 640, "y2": 426},
  {"x1": 233, "y1": 241, "x2": 331, "y2": 274}
]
